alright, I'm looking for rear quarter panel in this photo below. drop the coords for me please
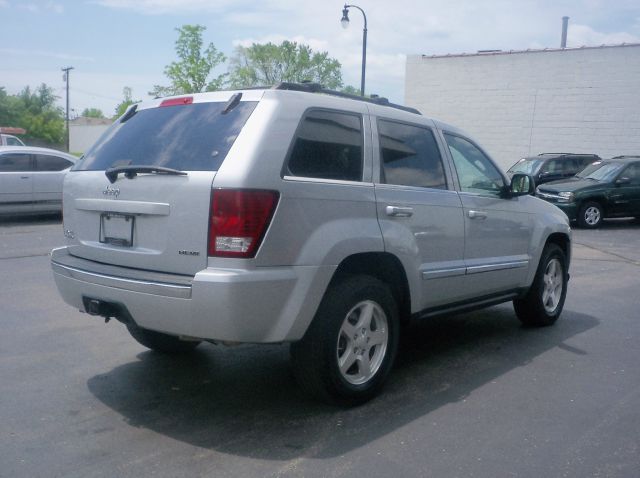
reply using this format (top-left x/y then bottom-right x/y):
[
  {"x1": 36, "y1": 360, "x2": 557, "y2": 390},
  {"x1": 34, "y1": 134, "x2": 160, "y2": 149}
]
[{"x1": 209, "y1": 91, "x2": 383, "y2": 269}]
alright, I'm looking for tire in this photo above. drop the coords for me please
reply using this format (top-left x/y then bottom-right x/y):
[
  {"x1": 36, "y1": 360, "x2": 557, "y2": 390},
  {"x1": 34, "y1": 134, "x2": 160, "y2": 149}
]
[
  {"x1": 290, "y1": 275, "x2": 399, "y2": 406},
  {"x1": 126, "y1": 324, "x2": 200, "y2": 354},
  {"x1": 578, "y1": 201, "x2": 603, "y2": 228},
  {"x1": 514, "y1": 243, "x2": 568, "y2": 327}
]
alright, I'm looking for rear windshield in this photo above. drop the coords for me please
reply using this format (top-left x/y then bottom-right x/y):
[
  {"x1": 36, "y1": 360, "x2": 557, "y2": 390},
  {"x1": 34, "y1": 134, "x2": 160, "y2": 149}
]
[{"x1": 74, "y1": 101, "x2": 258, "y2": 171}]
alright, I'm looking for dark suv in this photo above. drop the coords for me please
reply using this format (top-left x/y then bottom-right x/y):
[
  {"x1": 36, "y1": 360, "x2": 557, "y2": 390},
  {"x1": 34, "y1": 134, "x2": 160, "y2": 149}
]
[
  {"x1": 507, "y1": 153, "x2": 600, "y2": 187},
  {"x1": 536, "y1": 156, "x2": 640, "y2": 228}
]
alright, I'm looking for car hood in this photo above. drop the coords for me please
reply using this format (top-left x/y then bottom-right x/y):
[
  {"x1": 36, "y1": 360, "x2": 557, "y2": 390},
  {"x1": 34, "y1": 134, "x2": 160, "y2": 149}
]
[{"x1": 537, "y1": 179, "x2": 605, "y2": 193}]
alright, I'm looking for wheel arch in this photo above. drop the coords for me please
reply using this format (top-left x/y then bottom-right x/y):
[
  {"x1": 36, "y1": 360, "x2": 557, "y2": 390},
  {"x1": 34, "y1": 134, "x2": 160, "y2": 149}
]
[
  {"x1": 329, "y1": 252, "x2": 412, "y2": 324},
  {"x1": 545, "y1": 232, "x2": 571, "y2": 269},
  {"x1": 578, "y1": 196, "x2": 608, "y2": 215}
]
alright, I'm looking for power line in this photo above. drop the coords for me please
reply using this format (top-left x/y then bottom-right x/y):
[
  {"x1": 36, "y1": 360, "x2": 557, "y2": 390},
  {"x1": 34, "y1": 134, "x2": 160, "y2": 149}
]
[{"x1": 69, "y1": 87, "x2": 122, "y2": 102}]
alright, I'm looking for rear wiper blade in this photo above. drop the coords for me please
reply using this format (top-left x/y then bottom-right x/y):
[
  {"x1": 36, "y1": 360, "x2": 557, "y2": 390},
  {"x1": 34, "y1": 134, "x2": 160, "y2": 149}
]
[{"x1": 105, "y1": 165, "x2": 187, "y2": 184}]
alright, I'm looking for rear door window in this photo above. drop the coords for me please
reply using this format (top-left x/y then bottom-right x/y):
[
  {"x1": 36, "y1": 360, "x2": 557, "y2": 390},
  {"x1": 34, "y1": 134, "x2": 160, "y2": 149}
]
[
  {"x1": 285, "y1": 109, "x2": 363, "y2": 181},
  {"x1": 564, "y1": 158, "x2": 579, "y2": 174},
  {"x1": 544, "y1": 159, "x2": 563, "y2": 174},
  {"x1": 74, "y1": 101, "x2": 258, "y2": 172},
  {"x1": 578, "y1": 157, "x2": 596, "y2": 171},
  {"x1": 35, "y1": 154, "x2": 73, "y2": 171},
  {"x1": 378, "y1": 119, "x2": 447, "y2": 189}
]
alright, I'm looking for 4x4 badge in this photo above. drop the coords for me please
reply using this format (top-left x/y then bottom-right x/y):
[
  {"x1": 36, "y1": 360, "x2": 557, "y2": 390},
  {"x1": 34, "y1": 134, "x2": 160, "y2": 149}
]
[{"x1": 103, "y1": 186, "x2": 120, "y2": 198}]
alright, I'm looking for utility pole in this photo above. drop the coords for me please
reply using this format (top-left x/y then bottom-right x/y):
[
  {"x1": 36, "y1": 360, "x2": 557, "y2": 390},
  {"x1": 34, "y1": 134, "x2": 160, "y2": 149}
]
[{"x1": 62, "y1": 66, "x2": 74, "y2": 152}]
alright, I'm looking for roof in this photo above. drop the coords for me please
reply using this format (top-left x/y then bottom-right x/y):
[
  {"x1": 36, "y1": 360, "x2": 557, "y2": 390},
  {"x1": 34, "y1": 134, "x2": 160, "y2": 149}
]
[
  {"x1": 271, "y1": 82, "x2": 421, "y2": 115},
  {"x1": 0, "y1": 145, "x2": 78, "y2": 161},
  {"x1": 534, "y1": 153, "x2": 600, "y2": 158},
  {"x1": 0, "y1": 127, "x2": 27, "y2": 134},
  {"x1": 609, "y1": 155, "x2": 640, "y2": 161},
  {"x1": 419, "y1": 42, "x2": 640, "y2": 60},
  {"x1": 142, "y1": 83, "x2": 421, "y2": 117}
]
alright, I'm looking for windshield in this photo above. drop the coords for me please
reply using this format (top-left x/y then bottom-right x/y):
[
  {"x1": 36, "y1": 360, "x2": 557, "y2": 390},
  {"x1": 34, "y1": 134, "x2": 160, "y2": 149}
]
[
  {"x1": 74, "y1": 101, "x2": 258, "y2": 172},
  {"x1": 583, "y1": 162, "x2": 624, "y2": 182},
  {"x1": 576, "y1": 161, "x2": 602, "y2": 178},
  {"x1": 508, "y1": 158, "x2": 543, "y2": 175}
]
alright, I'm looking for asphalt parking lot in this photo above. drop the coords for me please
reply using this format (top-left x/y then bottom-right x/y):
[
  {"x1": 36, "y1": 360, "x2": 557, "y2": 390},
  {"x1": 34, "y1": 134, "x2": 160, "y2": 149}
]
[{"x1": 1, "y1": 215, "x2": 639, "y2": 478}]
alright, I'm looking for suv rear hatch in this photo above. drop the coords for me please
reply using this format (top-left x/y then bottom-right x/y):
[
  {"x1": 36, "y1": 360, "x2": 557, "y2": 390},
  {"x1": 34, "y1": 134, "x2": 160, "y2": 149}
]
[{"x1": 63, "y1": 92, "x2": 259, "y2": 276}]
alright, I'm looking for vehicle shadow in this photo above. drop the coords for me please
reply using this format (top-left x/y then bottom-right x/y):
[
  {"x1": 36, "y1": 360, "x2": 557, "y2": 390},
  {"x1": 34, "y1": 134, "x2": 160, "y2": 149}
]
[
  {"x1": 87, "y1": 305, "x2": 598, "y2": 460},
  {"x1": 586, "y1": 217, "x2": 639, "y2": 229},
  {"x1": 0, "y1": 213, "x2": 62, "y2": 226}
]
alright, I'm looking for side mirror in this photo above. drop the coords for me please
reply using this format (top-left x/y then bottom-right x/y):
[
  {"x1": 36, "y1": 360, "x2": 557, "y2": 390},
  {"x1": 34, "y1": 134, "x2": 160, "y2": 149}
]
[{"x1": 509, "y1": 173, "x2": 535, "y2": 196}]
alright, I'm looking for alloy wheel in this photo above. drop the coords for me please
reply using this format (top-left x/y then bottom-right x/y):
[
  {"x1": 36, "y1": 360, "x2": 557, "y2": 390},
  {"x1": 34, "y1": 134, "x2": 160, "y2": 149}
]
[
  {"x1": 542, "y1": 258, "x2": 563, "y2": 314},
  {"x1": 336, "y1": 300, "x2": 389, "y2": 385}
]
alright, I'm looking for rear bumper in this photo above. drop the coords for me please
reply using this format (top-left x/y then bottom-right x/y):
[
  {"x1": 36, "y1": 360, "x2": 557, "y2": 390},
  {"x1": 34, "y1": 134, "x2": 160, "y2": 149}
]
[{"x1": 51, "y1": 247, "x2": 334, "y2": 343}]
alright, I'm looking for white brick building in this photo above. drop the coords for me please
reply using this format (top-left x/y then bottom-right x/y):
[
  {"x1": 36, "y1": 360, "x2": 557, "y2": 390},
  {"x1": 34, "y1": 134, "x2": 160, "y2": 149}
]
[{"x1": 405, "y1": 44, "x2": 640, "y2": 170}]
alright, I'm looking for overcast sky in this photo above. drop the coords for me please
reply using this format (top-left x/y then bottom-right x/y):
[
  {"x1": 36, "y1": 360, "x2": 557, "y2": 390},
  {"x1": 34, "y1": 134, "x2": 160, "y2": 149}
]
[{"x1": 1, "y1": 0, "x2": 639, "y2": 117}]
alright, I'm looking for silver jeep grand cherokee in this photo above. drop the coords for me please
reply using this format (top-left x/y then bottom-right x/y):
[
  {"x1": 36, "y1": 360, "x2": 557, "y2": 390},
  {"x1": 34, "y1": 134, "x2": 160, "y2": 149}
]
[{"x1": 51, "y1": 83, "x2": 571, "y2": 405}]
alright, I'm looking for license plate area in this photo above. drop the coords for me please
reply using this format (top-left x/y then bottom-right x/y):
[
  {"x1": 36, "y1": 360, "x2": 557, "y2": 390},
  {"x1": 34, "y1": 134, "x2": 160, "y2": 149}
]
[{"x1": 99, "y1": 212, "x2": 135, "y2": 247}]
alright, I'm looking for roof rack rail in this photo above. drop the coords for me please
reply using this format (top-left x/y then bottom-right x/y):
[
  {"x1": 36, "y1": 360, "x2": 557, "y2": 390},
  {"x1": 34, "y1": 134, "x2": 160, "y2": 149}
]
[
  {"x1": 537, "y1": 152, "x2": 574, "y2": 156},
  {"x1": 537, "y1": 153, "x2": 599, "y2": 157},
  {"x1": 272, "y1": 82, "x2": 421, "y2": 115},
  {"x1": 612, "y1": 155, "x2": 640, "y2": 159}
]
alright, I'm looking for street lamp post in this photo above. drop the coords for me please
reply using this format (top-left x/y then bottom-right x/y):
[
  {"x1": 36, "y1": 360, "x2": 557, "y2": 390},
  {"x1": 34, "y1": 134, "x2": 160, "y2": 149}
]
[{"x1": 341, "y1": 4, "x2": 367, "y2": 96}]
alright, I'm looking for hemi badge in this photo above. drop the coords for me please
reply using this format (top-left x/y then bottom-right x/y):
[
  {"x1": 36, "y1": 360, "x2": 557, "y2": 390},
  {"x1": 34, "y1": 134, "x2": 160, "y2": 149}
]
[{"x1": 178, "y1": 250, "x2": 200, "y2": 256}]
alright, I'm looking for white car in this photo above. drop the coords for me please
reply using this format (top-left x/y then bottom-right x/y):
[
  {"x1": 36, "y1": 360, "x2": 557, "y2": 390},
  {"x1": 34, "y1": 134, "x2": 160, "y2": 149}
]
[
  {"x1": 0, "y1": 146, "x2": 77, "y2": 215},
  {"x1": 0, "y1": 133, "x2": 26, "y2": 146}
]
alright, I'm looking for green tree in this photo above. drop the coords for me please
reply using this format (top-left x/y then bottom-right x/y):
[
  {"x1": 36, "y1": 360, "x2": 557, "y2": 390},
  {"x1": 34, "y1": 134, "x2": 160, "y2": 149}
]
[
  {"x1": 81, "y1": 108, "x2": 105, "y2": 118},
  {"x1": 114, "y1": 86, "x2": 140, "y2": 118},
  {"x1": 5, "y1": 84, "x2": 65, "y2": 144},
  {"x1": 0, "y1": 87, "x2": 24, "y2": 126},
  {"x1": 18, "y1": 84, "x2": 58, "y2": 115},
  {"x1": 150, "y1": 24, "x2": 226, "y2": 97},
  {"x1": 340, "y1": 85, "x2": 361, "y2": 96},
  {"x1": 227, "y1": 41, "x2": 343, "y2": 89}
]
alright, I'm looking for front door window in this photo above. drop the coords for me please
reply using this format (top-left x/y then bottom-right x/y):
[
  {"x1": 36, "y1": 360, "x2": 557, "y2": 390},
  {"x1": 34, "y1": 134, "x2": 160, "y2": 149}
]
[{"x1": 444, "y1": 134, "x2": 504, "y2": 196}]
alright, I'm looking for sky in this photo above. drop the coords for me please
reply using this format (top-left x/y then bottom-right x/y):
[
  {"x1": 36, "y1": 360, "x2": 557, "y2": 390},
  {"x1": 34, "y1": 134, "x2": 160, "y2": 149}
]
[{"x1": 1, "y1": 0, "x2": 639, "y2": 118}]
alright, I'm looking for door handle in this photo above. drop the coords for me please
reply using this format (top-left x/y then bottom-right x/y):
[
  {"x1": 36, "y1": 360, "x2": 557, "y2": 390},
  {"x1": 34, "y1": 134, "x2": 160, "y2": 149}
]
[
  {"x1": 386, "y1": 205, "x2": 414, "y2": 217},
  {"x1": 468, "y1": 210, "x2": 488, "y2": 219},
  {"x1": 20, "y1": 176, "x2": 30, "y2": 179}
]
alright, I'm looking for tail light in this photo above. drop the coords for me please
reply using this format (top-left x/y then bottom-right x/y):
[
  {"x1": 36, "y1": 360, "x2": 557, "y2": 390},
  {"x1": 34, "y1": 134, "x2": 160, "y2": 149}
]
[
  {"x1": 208, "y1": 189, "x2": 279, "y2": 258},
  {"x1": 160, "y1": 96, "x2": 193, "y2": 107}
]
